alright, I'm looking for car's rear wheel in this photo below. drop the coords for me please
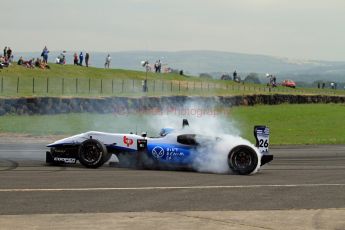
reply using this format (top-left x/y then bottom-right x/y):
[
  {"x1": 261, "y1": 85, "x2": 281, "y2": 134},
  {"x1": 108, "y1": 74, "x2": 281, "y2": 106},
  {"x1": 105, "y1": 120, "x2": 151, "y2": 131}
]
[
  {"x1": 228, "y1": 146, "x2": 258, "y2": 175},
  {"x1": 78, "y1": 139, "x2": 109, "y2": 168}
]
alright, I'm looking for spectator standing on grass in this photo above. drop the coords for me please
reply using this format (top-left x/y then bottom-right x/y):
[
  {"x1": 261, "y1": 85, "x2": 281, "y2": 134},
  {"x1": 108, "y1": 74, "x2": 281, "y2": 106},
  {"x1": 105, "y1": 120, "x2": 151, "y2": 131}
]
[
  {"x1": 6, "y1": 47, "x2": 12, "y2": 60},
  {"x1": 158, "y1": 60, "x2": 161, "y2": 73},
  {"x1": 79, "y1": 52, "x2": 84, "y2": 66},
  {"x1": 73, "y1": 53, "x2": 78, "y2": 65},
  {"x1": 41, "y1": 46, "x2": 49, "y2": 63},
  {"x1": 154, "y1": 60, "x2": 161, "y2": 73},
  {"x1": 154, "y1": 61, "x2": 158, "y2": 73},
  {"x1": 105, "y1": 54, "x2": 111, "y2": 68},
  {"x1": 233, "y1": 70, "x2": 237, "y2": 81},
  {"x1": 85, "y1": 52, "x2": 89, "y2": 67},
  {"x1": 3, "y1": 47, "x2": 7, "y2": 57},
  {"x1": 56, "y1": 51, "x2": 66, "y2": 64}
]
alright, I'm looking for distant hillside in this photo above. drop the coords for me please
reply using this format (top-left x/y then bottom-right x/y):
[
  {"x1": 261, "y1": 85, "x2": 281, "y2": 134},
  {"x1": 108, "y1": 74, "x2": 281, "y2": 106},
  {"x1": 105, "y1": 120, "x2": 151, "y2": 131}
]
[{"x1": 14, "y1": 50, "x2": 345, "y2": 83}]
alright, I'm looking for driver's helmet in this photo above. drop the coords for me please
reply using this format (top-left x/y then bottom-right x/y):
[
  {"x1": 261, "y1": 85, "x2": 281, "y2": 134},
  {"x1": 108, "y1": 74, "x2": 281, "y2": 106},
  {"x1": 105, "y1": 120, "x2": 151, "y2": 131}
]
[{"x1": 159, "y1": 127, "x2": 174, "y2": 137}]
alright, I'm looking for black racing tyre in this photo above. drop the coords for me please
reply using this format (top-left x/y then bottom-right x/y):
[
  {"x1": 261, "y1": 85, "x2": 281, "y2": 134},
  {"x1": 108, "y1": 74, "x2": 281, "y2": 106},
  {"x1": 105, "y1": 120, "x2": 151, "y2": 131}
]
[
  {"x1": 103, "y1": 152, "x2": 112, "y2": 163},
  {"x1": 228, "y1": 146, "x2": 258, "y2": 175},
  {"x1": 78, "y1": 139, "x2": 109, "y2": 168}
]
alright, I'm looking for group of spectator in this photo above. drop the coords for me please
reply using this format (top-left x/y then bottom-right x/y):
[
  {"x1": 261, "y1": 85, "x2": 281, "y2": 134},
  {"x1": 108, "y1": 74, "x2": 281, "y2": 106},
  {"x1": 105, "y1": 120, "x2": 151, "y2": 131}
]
[
  {"x1": 266, "y1": 74, "x2": 277, "y2": 87},
  {"x1": 73, "y1": 52, "x2": 90, "y2": 67},
  {"x1": 0, "y1": 56, "x2": 10, "y2": 69},
  {"x1": 67, "y1": 52, "x2": 111, "y2": 69},
  {"x1": 317, "y1": 82, "x2": 326, "y2": 89},
  {"x1": 17, "y1": 46, "x2": 50, "y2": 69},
  {"x1": 2, "y1": 45, "x2": 114, "y2": 70},
  {"x1": 0, "y1": 46, "x2": 13, "y2": 69},
  {"x1": 154, "y1": 60, "x2": 162, "y2": 73},
  {"x1": 56, "y1": 51, "x2": 66, "y2": 65},
  {"x1": 1, "y1": 46, "x2": 52, "y2": 70},
  {"x1": 17, "y1": 57, "x2": 50, "y2": 69}
]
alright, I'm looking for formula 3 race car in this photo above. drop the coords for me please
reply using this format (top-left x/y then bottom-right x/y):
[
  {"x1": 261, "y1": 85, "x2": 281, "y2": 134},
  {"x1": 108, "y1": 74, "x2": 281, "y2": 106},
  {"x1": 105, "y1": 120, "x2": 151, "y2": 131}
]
[{"x1": 46, "y1": 119, "x2": 273, "y2": 175}]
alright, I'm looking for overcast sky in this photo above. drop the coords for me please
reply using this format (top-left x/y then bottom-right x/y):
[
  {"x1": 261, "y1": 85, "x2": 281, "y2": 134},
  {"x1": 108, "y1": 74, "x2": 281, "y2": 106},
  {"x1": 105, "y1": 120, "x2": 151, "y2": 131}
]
[{"x1": 2, "y1": 0, "x2": 345, "y2": 61}]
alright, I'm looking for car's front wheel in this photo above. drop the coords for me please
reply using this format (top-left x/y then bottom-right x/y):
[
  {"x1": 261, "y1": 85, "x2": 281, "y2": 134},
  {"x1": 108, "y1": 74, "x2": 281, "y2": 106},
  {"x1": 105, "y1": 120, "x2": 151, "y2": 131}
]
[
  {"x1": 228, "y1": 146, "x2": 258, "y2": 175},
  {"x1": 78, "y1": 139, "x2": 109, "y2": 168}
]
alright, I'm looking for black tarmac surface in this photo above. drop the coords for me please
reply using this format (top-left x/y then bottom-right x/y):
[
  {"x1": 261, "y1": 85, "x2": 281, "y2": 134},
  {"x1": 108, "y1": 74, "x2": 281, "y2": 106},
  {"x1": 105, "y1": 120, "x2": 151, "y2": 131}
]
[{"x1": 0, "y1": 143, "x2": 344, "y2": 215}]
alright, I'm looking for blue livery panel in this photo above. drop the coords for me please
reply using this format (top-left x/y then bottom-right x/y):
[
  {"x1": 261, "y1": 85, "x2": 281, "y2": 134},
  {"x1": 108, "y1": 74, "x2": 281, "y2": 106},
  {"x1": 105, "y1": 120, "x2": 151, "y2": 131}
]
[{"x1": 147, "y1": 143, "x2": 194, "y2": 165}]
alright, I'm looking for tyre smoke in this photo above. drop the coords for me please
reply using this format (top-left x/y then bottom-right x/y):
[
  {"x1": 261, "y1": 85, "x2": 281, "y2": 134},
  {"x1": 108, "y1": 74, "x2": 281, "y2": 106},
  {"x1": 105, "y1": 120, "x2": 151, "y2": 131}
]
[{"x1": 144, "y1": 101, "x2": 259, "y2": 174}]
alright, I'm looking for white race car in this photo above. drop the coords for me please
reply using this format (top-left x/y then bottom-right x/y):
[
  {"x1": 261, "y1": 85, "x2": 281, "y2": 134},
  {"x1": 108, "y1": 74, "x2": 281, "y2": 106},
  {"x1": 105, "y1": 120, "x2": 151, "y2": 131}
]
[{"x1": 46, "y1": 119, "x2": 273, "y2": 175}]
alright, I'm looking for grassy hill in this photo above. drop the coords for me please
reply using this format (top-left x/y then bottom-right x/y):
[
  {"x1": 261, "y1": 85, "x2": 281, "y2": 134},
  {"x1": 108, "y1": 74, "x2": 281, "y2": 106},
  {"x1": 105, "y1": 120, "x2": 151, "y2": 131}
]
[
  {"x1": 15, "y1": 50, "x2": 345, "y2": 83},
  {"x1": 0, "y1": 63, "x2": 189, "y2": 80},
  {"x1": 0, "y1": 64, "x2": 343, "y2": 97}
]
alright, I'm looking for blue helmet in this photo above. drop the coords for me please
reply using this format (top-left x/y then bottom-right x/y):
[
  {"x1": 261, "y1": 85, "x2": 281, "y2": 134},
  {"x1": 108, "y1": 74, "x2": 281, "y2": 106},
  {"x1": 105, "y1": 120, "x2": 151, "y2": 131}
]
[{"x1": 159, "y1": 127, "x2": 174, "y2": 137}]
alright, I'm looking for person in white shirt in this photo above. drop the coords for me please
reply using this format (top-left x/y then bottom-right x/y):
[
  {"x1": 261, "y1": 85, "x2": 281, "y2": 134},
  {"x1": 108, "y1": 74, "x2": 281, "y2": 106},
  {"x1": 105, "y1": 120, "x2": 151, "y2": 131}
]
[{"x1": 105, "y1": 54, "x2": 111, "y2": 68}]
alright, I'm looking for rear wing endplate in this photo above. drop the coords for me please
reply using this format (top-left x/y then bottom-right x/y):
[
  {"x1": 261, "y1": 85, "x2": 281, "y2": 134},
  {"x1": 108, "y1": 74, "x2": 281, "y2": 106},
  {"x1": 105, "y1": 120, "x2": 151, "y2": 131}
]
[{"x1": 254, "y1": 126, "x2": 270, "y2": 154}]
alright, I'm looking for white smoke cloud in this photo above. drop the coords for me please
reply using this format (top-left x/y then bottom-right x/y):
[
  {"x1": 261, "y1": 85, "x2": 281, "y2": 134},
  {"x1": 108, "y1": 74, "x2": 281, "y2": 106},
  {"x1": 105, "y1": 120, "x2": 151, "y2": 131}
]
[
  {"x1": 191, "y1": 134, "x2": 257, "y2": 174},
  {"x1": 143, "y1": 101, "x2": 259, "y2": 174}
]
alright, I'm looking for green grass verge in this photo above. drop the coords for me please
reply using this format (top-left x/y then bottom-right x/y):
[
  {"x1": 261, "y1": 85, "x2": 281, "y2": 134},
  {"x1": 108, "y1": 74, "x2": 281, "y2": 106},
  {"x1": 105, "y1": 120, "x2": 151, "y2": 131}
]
[
  {"x1": 0, "y1": 104, "x2": 344, "y2": 145},
  {"x1": 231, "y1": 104, "x2": 345, "y2": 145},
  {"x1": 0, "y1": 64, "x2": 343, "y2": 97},
  {"x1": 0, "y1": 113, "x2": 130, "y2": 135}
]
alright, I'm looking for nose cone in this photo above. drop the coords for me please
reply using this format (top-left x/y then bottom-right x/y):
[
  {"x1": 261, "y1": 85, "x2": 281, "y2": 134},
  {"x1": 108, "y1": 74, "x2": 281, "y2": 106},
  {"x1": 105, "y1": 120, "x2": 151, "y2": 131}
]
[{"x1": 46, "y1": 133, "x2": 86, "y2": 147}]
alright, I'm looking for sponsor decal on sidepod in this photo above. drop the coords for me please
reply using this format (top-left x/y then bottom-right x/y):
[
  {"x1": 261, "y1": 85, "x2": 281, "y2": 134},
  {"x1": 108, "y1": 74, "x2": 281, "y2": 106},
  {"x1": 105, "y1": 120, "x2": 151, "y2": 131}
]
[{"x1": 123, "y1": 136, "x2": 134, "y2": 147}]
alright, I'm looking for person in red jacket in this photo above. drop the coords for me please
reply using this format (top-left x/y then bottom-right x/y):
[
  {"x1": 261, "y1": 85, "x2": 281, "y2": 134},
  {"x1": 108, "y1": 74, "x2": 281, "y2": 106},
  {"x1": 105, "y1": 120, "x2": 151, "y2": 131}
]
[{"x1": 73, "y1": 53, "x2": 78, "y2": 65}]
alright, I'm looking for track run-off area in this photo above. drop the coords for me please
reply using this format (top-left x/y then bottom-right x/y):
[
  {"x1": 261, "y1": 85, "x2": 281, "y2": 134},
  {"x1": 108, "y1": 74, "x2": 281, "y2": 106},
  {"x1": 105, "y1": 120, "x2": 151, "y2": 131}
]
[{"x1": 0, "y1": 141, "x2": 344, "y2": 229}]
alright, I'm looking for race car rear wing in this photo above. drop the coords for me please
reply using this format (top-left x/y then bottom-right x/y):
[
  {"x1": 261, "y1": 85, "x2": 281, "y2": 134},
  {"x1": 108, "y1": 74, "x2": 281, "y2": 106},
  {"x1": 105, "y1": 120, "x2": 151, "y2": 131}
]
[
  {"x1": 254, "y1": 126, "x2": 270, "y2": 154},
  {"x1": 254, "y1": 126, "x2": 273, "y2": 166}
]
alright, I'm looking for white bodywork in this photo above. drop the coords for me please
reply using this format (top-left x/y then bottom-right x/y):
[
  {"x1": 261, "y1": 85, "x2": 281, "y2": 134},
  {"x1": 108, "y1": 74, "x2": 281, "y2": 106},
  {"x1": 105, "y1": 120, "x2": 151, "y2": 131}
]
[
  {"x1": 48, "y1": 131, "x2": 143, "y2": 151},
  {"x1": 47, "y1": 126, "x2": 271, "y2": 175}
]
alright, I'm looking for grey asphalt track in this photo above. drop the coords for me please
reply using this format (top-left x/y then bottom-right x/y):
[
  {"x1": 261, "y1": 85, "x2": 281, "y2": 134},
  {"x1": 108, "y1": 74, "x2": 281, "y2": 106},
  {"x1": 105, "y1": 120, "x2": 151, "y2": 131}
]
[{"x1": 0, "y1": 143, "x2": 344, "y2": 215}]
